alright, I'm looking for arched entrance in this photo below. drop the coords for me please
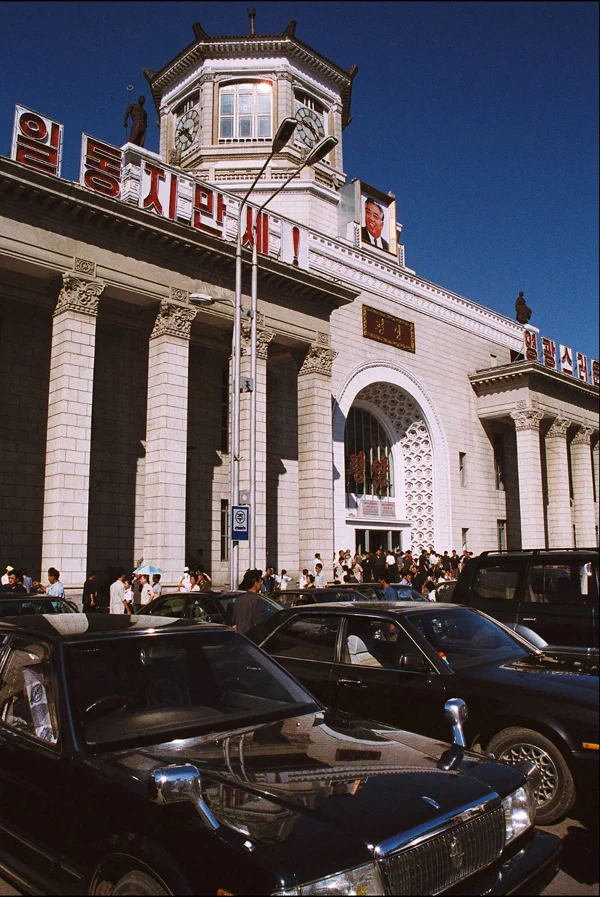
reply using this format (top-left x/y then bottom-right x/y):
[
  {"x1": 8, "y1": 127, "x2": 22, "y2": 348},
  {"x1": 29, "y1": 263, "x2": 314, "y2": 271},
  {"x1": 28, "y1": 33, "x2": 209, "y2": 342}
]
[{"x1": 333, "y1": 362, "x2": 452, "y2": 553}]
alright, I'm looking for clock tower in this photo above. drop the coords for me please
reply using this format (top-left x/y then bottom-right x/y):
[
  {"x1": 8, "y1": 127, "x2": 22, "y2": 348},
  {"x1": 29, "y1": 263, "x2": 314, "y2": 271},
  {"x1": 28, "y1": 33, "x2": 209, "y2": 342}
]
[{"x1": 143, "y1": 15, "x2": 357, "y2": 233}]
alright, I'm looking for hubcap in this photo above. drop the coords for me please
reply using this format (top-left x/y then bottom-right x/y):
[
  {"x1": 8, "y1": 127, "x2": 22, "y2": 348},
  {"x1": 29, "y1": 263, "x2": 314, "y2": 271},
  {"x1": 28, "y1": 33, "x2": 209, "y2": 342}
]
[{"x1": 498, "y1": 742, "x2": 558, "y2": 806}]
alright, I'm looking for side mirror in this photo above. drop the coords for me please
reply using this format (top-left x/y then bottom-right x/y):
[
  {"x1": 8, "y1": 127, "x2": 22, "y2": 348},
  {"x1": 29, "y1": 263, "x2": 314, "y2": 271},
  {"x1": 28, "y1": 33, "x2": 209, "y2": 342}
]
[
  {"x1": 444, "y1": 698, "x2": 468, "y2": 748},
  {"x1": 150, "y1": 764, "x2": 219, "y2": 830},
  {"x1": 399, "y1": 652, "x2": 428, "y2": 672}
]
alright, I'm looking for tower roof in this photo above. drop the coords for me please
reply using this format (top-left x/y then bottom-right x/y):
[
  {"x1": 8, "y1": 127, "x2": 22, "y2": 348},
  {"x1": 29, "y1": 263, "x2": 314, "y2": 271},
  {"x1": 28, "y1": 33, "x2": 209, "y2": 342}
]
[{"x1": 143, "y1": 20, "x2": 358, "y2": 129}]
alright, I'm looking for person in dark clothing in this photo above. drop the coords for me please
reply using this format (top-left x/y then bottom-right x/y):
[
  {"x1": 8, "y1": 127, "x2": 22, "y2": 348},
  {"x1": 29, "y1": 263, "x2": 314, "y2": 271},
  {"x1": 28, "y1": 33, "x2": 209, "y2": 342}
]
[
  {"x1": 441, "y1": 551, "x2": 451, "y2": 573},
  {"x1": 361, "y1": 553, "x2": 373, "y2": 582},
  {"x1": 449, "y1": 550, "x2": 460, "y2": 577},
  {"x1": 232, "y1": 569, "x2": 265, "y2": 634},
  {"x1": 372, "y1": 549, "x2": 386, "y2": 583},
  {"x1": 261, "y1": 567, "x2": 276, "y2": 595},
  {"x1": 0, "y1": 572, "x2": 27, "y2": 594},
  {"x1": 82, "y1": 571, "x2": 98, "y2": 612}
]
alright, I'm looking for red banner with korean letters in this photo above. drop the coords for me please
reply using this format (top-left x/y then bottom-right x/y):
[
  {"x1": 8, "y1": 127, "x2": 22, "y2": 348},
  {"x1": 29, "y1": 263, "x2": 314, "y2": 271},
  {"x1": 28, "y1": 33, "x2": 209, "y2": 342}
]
[
  {"x1": 541, "y1": 337, "x2": 557, "y2": 370},
  {"x1": 79, "y1": 135, "x2": 122, "y2": 198},
  {"x1": 362, "y1": 306, "x2": 415, "y2": 353},
  {"x1": 592, "y1": 360, "x2": 600, "y2": 387},
  {"x1": 11, "y1": 105, "x2": 63, "y2": 177},
  {"x1": 576, "y1": 352, "x2": 589, "y2": 383},
  {"x1": 523, "y1": 329, "x2": 538, "y2": 361}
]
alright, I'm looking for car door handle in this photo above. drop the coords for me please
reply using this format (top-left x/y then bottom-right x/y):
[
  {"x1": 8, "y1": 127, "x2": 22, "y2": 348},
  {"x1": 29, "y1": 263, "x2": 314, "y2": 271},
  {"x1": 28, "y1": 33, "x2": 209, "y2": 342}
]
[
  {"x1": 522, "y1": 617, "x2": 537, "y2": 622},
  {"x1": 337, "y1": 678, "x2": 362, "y2": 686}
]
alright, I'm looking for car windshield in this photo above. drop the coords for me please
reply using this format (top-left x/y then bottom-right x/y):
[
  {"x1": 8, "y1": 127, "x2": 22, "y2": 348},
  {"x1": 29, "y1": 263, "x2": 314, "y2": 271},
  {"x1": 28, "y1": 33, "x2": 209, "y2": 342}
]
[
  {"x1": 0, "y1": 597, "x2": 75, "y2": 617},
  {"x1": 66, "y1": 629, "x2": 317, "y2": 750},
  {"x1": 215, "y1": 593, "x2": 282, "y2": 620},
  {"x1": 391, "y1": 586, "x2": 426, "y2": 601},
  {"x1": 405, "y1": 607, "x2": 528, "y2": 670}
]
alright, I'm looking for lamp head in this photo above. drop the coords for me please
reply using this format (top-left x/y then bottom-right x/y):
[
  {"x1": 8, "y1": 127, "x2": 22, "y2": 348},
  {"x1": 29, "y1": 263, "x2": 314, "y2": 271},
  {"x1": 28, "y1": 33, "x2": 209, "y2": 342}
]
[
  {"x1": 272, "y1": 117, "x2": 298, "y2": 154},
  {"x1": 189, "y1": 293, "x2": 215, "y2": 306},
  {"x1": 305, "y1": 135, "x2": 338, "y2": 167}
]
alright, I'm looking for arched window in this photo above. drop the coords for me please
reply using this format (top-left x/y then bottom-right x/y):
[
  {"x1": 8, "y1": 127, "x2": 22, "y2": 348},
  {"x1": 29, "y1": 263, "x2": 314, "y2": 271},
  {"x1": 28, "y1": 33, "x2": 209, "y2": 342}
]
[
  {"x1": 218, "y1": 81, "x2": 272, "y2": 142},
  {"x1": 345, "y1": 406, "x2": 394, "y2": 498}
]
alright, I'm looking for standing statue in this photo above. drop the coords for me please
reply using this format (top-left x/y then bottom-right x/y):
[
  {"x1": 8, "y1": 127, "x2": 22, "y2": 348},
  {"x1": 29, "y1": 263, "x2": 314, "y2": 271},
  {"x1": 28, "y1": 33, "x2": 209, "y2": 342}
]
[
  {"x1": 515, "y1": 291, "x2": 532, "y2": 325},
  {"x1": 124, "y1": 95, "x2": 148, "y2": 147}
]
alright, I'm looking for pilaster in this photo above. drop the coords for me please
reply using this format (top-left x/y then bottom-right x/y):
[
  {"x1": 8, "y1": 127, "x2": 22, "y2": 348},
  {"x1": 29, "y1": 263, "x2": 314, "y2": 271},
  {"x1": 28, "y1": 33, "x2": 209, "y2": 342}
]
[
  {"x1": 570, "y1": 426, "x2": 597, "y2": 546},
  {"x1": 41, "y1": 272, "x2": 105, "y2": 587},
  {"x1": 297, "y1": 344, "x2": 338, "y2": 567},
  {"x1": 510, "y1": 409, "x2": 546, "y2": 549},
  {"x1": 545, "y1": 417, "x2": 573, "y2": 548},
  {"x1": 144, "y1": 300, "x2": 197, "y2": 583}
]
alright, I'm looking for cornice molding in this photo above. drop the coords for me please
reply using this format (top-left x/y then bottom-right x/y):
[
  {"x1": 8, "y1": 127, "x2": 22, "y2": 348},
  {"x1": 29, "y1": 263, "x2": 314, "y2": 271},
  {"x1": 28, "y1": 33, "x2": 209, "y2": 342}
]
[{"x1": 470, "y1": 361, "x2": 599, "y2": 398}]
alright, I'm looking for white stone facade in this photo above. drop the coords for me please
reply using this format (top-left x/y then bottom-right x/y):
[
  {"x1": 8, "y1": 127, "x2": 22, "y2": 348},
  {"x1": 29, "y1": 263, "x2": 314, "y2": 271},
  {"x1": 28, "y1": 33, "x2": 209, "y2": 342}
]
[{"x1": 0, "y1": 21, "x2": 598, "y2": 594}]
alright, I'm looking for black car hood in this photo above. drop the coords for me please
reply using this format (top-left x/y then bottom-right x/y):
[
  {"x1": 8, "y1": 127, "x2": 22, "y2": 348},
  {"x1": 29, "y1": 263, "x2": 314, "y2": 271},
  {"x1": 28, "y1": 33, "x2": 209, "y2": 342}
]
[
  {"x1": 460, "y1": 653, "x2": 598, "y2": 706},
  {"x1": 106, "y1": 710, "x2": 519, "y2": 882}
]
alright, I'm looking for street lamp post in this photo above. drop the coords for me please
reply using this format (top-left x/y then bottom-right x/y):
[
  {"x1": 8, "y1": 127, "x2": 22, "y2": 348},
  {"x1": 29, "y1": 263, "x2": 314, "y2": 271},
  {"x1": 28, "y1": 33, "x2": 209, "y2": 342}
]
[{"x1": 248, "y1": 135, "x2": 339, "y2": 568}]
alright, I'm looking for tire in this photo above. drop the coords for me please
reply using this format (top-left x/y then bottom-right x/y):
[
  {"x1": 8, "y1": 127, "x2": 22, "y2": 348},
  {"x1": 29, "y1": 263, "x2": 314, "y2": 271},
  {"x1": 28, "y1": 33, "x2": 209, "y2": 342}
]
[
  {"x1": 487, "y1": 726, "x2": 575, "y2": 824},
  {"x1": 110, "y1": 870, "x2": 170, "y2": 896}
]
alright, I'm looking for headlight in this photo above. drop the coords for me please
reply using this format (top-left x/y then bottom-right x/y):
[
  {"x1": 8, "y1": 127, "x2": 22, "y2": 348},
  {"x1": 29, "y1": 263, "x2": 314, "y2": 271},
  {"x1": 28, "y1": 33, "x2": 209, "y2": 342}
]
[
  {"x1": 274, "y1": 863, "x2": 383, "y2": 896},
  {"x1": 502, "y1": 785, "x2": 534, "y2": 844}
]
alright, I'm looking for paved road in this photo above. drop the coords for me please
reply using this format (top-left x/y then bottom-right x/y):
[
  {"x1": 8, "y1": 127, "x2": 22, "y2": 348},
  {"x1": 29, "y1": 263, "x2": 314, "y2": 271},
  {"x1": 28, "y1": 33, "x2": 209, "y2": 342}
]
[{"x1": 1, "y1": 808, "x2": 597, "y2": 896}]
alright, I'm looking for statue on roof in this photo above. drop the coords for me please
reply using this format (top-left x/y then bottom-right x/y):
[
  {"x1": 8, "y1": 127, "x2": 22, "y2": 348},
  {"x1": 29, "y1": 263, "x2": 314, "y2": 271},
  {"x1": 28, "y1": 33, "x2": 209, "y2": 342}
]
[
  {"x1": 124, "y1": 95, "x2": 148, "y2": 147},
  {"x1": 515, "y1": 291, "x2": 532, "y2": 325}
]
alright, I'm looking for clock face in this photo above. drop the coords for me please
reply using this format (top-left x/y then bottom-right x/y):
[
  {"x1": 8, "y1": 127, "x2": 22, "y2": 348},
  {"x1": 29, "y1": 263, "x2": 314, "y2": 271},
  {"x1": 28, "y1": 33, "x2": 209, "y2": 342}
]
[
  {"x1": 174, "y1": 109, "x2": 200, "y2": 151},
  {"x1": 294, "y1": 106, "x2": 325, "y2": 149}
]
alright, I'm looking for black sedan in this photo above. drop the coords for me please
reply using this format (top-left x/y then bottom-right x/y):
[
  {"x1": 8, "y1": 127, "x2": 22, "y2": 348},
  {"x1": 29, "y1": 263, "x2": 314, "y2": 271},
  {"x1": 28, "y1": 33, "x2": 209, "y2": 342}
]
[
  {"x1": 138, "y1": 589, "x2": 283, "y2": 624},
  {"x1": 332, "y1": 583, "x2": 428, "y2": 602},
  {"x1": 0, "y1": 594, "x2": 77, "y2": 617},
  {"x1": 0, "y1": 614, "x2": 560, "y2": 896},
  {"x1": 247, "y1": 601, "x2": 599, "y2": 824}
]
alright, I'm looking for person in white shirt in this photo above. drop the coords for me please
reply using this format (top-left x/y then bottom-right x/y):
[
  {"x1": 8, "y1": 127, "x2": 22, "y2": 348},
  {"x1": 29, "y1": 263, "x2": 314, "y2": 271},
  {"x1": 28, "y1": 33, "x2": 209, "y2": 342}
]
[
  {"x1": 1, "y1": 565, "x2": 14, "y2": 586},
  {"x1": 314, "y1": 563, "x2": 327, "y2": 588},
  {"x1": 152, "y1": 574, "x2": 162, "y2": 598},
  {"x1": 110, "y1": 570, "x2": 130, "y2": 614},
  {"x1": 177, "y1": 567, "x2": 191, "y2": 592},
  {"x1": 299, "y1": 568, "x2": 309, "y2": 589},
  {"x1": 140, "y1": 575, "x2": 154, "y2": 605},
  {"x1": 277, "y1": 569, "x2": 292, "y2": 590},
  {"x1": 124, "y1": 579, "x2": 134, "y2": 610},
  {"x1": 36, "y1": 567, "x2": 65, "y2": 599}
]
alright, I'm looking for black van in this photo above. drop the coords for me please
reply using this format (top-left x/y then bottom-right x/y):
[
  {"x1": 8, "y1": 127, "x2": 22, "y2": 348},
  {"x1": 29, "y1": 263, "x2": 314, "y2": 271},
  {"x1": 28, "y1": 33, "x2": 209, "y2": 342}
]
[{"x1": 452, "y1": 548, "x2": 598, "y2": 648}]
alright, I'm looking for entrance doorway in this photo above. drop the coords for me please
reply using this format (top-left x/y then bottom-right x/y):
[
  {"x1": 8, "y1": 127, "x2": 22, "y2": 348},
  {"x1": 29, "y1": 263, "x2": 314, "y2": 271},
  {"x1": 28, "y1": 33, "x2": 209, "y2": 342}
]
[{"x1": 354, "y1": 529, "x2": 405, "y2": 554}]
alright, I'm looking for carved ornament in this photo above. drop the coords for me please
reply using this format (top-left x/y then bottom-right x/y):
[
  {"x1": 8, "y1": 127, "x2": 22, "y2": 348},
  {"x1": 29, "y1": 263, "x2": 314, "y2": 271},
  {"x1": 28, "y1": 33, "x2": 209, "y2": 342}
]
[
  {"x1": 54, "y1": 272, "x2": 105, "y2": 318},
  {"x1": 510, "y1": 409, "x2": 544, "y2": 432},
  {"x1": 299, "y1": 344, "x2": 338, "y2": 377},
  {"x1": 150, "y1": 300, "x2": 197, "y2": 340},
  {"x1": 546, "y1": 417, "x2": 570, "y2": 439},
  {"x1": 240, "y1": 325, "x2": 275, "y2": 360},
  {"x1": 169, "y1": 286, "x2": 189, "y2": 303},
  {"x1": 73, "y1": 257, "x2": 96, "y2": 277},
  {"x1": 571, "y1": 426, "x2": 594, "y2": 446}
]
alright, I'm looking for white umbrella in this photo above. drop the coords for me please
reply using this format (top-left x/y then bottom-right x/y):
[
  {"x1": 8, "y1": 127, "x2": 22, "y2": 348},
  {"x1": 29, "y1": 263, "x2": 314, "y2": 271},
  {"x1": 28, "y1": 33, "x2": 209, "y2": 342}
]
[{"x1": 133, "y1": 564, "x2": 163, "y2": 575}]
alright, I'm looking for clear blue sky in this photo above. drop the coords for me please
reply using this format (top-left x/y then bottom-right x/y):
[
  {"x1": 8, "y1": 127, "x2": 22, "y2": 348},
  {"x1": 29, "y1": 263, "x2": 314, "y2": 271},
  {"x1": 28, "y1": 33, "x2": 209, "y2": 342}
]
[{"x1": 1, "y1": 1, "x2": 598, "y2": 359}]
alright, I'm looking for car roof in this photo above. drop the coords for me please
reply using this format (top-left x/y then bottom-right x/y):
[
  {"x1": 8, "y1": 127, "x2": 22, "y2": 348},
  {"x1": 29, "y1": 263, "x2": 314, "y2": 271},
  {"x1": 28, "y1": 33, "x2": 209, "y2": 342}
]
[
  {"x1": 277, "y1": 601, "x2": 454, "y2": 613},
  {"x1": 0, "y1": 613, "x2": 228, "y2": 642}
]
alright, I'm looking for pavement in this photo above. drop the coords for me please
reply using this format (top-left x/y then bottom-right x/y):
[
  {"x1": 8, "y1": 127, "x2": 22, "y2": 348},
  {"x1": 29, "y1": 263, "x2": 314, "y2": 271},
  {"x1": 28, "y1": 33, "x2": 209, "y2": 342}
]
[{"x1": 0, "y1": 806, "x2": 597, "y2": 897}]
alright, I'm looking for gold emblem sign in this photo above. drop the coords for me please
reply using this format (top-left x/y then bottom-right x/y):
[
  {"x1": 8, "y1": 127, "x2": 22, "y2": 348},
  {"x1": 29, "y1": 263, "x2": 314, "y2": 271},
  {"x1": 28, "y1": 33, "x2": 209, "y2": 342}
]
[{"x1": 362, "y1": 305, "x2": 415, "y2": 353}]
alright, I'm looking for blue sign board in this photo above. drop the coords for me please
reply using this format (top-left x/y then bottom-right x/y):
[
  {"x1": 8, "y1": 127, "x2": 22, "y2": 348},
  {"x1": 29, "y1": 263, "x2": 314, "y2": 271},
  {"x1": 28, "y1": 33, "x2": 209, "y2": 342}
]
[{"x1": 231, "y1": 505, "x2": 249, "y2": 541}]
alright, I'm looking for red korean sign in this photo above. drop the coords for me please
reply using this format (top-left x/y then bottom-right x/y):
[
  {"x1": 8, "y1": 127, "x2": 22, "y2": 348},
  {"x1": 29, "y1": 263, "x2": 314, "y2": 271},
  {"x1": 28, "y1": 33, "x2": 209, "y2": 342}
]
[
  {"x1": 541, "y1": 337, "x2": 557, "y2": 370},
  {"x1": 79, "y1": 135, "x2": 122, "y2": 198},
  {"x1": 11, "y1": 105, "x2": 63, "y2": 177},
  {"x1": 523, "y1": 329, "x2": 538, "y2": 362}
]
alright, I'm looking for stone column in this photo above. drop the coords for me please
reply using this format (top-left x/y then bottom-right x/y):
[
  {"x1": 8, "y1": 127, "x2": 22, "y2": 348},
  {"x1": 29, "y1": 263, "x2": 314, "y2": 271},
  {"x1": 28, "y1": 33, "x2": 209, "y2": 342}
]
[
  {"x1": 239, "y1": 324, "x2": 274, "y2": 570},
  {"x1": 510, "y1": 409, "x2": 546, "y2": 549},
  {"x1": 545, "y1": 417, "x2": 573, "y2": 548},
  {"x1": 41, "y1": 272, "x2": 105, "y2": 587},
  {"x1": 570, "y1": 427, "x2": 597, "y2": 546},
  {"x1": 297, "y1": 344, "x2": 338, "y2": 568},
  {"x1": 144, "y1": 301, "x2": 197, "y2": 584},
  {"x1": 593, "y1": 439, "x2": 599, "y2": 521}
]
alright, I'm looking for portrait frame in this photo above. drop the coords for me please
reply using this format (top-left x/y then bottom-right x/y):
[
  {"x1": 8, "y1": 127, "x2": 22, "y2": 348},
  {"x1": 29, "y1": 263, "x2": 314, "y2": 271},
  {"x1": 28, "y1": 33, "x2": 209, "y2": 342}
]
[{"x1": 359, "y1": 181, "x2": 397, "y2": 257}]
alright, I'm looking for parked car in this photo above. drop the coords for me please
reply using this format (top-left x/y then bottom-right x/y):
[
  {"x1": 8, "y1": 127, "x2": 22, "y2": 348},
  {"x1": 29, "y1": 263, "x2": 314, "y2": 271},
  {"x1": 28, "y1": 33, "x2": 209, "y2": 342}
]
[
  {"x1": 333, "y1": 583, "x2": 428, "y2": 602},
  {"x1": 0, "y1": 614, "x2": 560, "y2": 896},
  {"x1": 0, "y1": 595, "x2": 77, "y2": 617},
  {"x1": 247, "y1": 601, "x2": 599, "y2": 824},
  {"x1": 452, "y1": 548, "x2": 599, "y2": 648},
  {"x1": 275, "y1": 587, "x2": 368, "y2": 608},
  {"x1": 138, "y1": 589, "x2": 282, "y2": 625}
]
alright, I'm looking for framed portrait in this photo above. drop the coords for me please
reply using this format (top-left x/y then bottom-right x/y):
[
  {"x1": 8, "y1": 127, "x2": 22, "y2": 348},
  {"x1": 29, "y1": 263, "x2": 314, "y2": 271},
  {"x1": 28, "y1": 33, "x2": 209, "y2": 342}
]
[{"x1": 359, "y1": 182, "x2": 397, "y2": 256}]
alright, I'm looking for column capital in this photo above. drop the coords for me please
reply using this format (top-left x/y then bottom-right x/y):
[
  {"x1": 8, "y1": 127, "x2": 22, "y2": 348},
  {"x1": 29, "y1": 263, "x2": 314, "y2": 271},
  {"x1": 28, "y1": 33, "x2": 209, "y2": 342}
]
[
  {"x1": 510, "y1": 409, "x2": 544, "y2": 431},
  {"x1": 546, "y1": 417, "x2": 571, "y2": 439},
  {"x1": 54, "y1": 272, "x2": 105, "y2": 317},
  {"x1": 150, "y1": 300, "x2": 197, "y2": 340},
  {"x1": 241, "y1": 325, "x2": 275, "y2": 359},
  {"x1": 299, "y1": 344, "x2": 338, "y2": 378},
  {"x1": 572, "y1": 425, "x2": 594, "y2": 446}
]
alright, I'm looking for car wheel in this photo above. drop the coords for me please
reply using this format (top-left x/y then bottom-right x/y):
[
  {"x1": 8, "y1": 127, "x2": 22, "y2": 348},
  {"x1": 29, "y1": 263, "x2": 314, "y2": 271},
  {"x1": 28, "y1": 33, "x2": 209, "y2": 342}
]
[
  {"x1": 486, "y1": 726, "x2": 575, "y2": 824},
  {"x1": 110, "y1": 870, "x2": 170, "y2": 896}
]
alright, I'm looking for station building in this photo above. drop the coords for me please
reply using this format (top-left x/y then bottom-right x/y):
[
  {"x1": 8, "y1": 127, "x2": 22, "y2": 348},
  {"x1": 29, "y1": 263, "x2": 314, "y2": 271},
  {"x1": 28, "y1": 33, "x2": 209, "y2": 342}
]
[{"x1": 0, "y1": 18, "x2": 598, "y2": 590}]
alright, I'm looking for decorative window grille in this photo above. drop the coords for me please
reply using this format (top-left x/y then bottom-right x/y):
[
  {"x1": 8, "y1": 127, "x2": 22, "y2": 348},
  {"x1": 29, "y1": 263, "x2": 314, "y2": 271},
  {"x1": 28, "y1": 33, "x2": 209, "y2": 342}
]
[
  {"x1": 344, "y1": 406, "x2": 394, "y2": 498},
  {"x1": 218, "y1": 82, "x2": 272, "y2": 142}
]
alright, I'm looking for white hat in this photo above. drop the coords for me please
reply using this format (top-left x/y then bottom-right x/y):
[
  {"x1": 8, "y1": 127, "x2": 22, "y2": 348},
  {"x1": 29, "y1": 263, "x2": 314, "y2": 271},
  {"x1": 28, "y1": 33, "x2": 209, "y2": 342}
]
[
  {"x1": 5, "y1": 565, "x2": 14, "y2": 572},
  {"x1": 184, "y1": 566, "x2": 190, "y2": 572}
]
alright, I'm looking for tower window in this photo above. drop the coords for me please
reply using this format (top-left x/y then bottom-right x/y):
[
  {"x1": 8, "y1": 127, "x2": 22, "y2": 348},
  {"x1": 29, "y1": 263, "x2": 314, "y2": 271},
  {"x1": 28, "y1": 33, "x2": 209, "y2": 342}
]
[{"x1": 218, "y1": 82, "x2": 272, "y2": 142}]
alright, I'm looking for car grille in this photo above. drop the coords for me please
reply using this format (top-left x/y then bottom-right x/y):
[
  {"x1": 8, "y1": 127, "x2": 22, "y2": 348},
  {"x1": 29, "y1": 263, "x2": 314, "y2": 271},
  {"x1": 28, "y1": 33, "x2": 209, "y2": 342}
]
[{"x1": 382, "y1": 806, "x2": 505, "y2": 895}]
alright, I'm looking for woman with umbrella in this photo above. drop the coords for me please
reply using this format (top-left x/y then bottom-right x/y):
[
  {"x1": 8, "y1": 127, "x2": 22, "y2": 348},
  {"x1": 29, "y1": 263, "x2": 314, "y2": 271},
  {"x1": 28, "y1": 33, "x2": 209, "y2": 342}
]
[{"x1": 132, "y1": 564, "x2": 163, "y2": 609}]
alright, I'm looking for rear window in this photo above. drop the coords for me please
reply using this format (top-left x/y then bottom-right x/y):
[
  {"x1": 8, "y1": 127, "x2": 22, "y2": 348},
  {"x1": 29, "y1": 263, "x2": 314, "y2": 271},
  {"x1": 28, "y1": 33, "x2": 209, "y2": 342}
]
[
  {"x1": 471, "y1": 564, "x2": 521, "y2": 601},
  {"x1": 264, "y1": 615, "x2": 339, "y2": 662},
  {"x1": 526, "y1": 562, "x2": 599, "y2": 605}
]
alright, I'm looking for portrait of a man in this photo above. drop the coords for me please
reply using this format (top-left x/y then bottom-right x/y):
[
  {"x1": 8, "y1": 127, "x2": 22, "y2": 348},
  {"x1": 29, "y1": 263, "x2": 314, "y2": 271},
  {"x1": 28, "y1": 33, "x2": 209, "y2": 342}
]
[{"x1": 361, "y1": 197, "x2": 389, "y2": 251}]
